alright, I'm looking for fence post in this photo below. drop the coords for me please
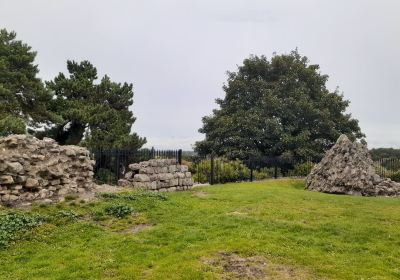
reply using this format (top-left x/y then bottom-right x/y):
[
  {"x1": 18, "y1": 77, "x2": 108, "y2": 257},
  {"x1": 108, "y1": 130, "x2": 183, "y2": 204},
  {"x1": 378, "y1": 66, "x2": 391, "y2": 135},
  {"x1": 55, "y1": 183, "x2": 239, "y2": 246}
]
[
  {"x1": 274, "y1": 165, "x2": 278, "y2": 179},
  {"x1": 250, "y1": 167, "x2": 253, "y2": 182},
  {"x1": 115, "y1": 149, "x2": 120, "y2": 182},
  {"x1": 178, "y1": 149, "x2": 182, "y2": 165},
  {"x1": 210, "y1": 154, "x2": 215, "y2": 185}
]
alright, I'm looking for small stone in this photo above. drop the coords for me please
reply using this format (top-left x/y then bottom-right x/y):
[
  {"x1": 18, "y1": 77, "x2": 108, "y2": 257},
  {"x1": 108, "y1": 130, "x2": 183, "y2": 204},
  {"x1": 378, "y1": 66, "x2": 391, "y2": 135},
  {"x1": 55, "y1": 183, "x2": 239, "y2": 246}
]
[
  {"x1": 25, "y1": 178, "x2": 39, "y2": 188},
  {"x1": 65, "y1": 148, "x2": 76, "y2": 156},
  {"x1": 16, "y1": 175, "x2": 27, "y2": 183},
  {"x1": 51, "y1": 179, "x2": 61, "y2": 186},
  {"x1": 128, "y1": 163, "x2": 140, "y2": 171},
  {"x1": 0, "y1": 175, "x2": 14, "y2": 185},
  {"x1": 9, "y1": 195, "x2": 19, "y2": 201},
  {"x1": 7, "y1": 162, "x2": 24, "y2": 173}
]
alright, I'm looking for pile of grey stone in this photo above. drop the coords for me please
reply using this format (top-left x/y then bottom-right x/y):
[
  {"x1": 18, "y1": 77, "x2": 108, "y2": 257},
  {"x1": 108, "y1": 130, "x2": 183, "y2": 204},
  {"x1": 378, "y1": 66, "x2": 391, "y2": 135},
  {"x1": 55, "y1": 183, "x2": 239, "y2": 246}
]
[
  {"x1": 0, "y1": 134, "x2": 95, "y2": 204},
  {"x1": 306, "y1": 134, "x2": 400, "y2": 196},
  {"x1": 118, "y1": 159, "x2": 194, "y2": 192}
]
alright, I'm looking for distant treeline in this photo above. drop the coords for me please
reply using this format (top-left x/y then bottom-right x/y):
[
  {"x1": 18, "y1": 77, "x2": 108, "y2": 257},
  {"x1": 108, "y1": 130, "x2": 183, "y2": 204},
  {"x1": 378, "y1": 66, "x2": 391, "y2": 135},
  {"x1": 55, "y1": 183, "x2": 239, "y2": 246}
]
[{"x1": 370, "y1": 148, "x2": 400, "y2": 160}]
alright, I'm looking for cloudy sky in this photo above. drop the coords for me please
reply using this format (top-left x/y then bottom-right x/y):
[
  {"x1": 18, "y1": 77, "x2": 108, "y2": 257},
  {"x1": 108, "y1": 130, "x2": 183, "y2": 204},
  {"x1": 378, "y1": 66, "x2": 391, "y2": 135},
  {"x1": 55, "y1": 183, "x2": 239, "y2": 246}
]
[{"x1": 1, "y1": 0, "x2": 399, "y2": 149}]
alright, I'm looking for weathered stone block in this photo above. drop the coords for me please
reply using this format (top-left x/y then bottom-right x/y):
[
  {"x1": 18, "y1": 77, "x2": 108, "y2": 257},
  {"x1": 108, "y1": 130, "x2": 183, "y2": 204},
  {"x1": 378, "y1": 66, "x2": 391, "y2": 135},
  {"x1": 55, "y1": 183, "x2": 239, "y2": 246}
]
[
  {"x1": 7, "y1": 162, "x2": 24, "y2": 173},
  {"x1": 168, "y1": 165, "x2": 177, "y2": 173},
  {"x1": 128, "y1": 163, "x2": 140, "y2": 171},
  {"x1": 25, "y1": 178, "x2": 39, "y2": 188},
  {"x1": 133, "y1": 174, "x2": 150, "y2": 182},
  {"x1": 0, "y1": 175, "x2": 14, "y2": 184}
]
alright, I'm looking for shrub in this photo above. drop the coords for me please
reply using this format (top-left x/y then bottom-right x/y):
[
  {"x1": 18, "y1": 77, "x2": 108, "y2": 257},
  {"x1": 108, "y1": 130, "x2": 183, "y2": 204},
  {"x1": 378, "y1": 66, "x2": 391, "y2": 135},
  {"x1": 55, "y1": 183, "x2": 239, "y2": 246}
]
[
  {"x1": 191, "y1": 158, "x2": 250, "y2": 183},
  {"x1": 64, "y1": 194, "x2": 79, "y2": 201},
  {"x1": 0, "y1": 212, "x2": 43, "y2": 247},
  {"x1": 105, "y1": 204, "x2": 133, "y2": 218},
  {"x1": 95, "y1": 168, "x2": 117, "y2": 184},
  {"x1": 253, "y1": 167, "x2": 276, "y2": 180},
  {"x1": 292, "y1": 162, "x2": 315, "y2": 177},
  {"x1": 56, "y1": 210, "x2": 80, "y2": 221},
  {"x1": 390, "y1": 171, "x2": 400, "y2": 182},
  {"x1": 101, "y1": 191, "x2": 168, "y2": 201}
]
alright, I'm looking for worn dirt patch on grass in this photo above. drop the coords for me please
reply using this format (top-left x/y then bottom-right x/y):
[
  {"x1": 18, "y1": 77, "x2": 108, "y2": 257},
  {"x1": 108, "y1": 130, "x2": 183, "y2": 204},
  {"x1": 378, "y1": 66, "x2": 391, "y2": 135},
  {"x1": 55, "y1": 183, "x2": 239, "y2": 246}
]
[
  {"x1": 227, "y1": 211, "x2": 248, "y2": 216},
  {"x1": 204, "y1": 252, "x2": 310, "y2": 279},
  {"x1": 192, "y1": 191, "x2": 208, "y2": 198},
  {"x1": 120, "y1": 223, "x2": 153, "y2": 234}
]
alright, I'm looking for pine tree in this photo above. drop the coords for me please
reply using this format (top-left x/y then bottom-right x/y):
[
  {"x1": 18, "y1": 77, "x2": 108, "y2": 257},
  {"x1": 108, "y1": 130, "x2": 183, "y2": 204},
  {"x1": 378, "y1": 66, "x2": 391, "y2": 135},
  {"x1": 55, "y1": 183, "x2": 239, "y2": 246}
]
[
  {"x1": 0, "y1": 29, "x2": 58, "y2": 136},
  {"x1": 41, "y1": 60, "x2": 146, "y2": 150}
]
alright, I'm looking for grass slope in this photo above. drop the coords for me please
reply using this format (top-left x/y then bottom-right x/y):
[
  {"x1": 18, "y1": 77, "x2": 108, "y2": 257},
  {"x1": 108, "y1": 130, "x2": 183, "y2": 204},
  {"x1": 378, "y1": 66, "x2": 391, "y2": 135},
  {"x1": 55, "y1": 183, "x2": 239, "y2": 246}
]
[{"x1": 0, "y1": 179, "x2": 399, "y2": 279}]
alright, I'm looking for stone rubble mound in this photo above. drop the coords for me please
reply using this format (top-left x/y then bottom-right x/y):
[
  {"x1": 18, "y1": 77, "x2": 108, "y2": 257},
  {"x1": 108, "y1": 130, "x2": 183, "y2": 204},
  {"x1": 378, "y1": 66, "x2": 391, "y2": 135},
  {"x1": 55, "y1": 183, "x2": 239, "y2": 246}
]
[
  {"x1": 306, "y1": 134, "x2": 400, "y2": 196},
  {"x1": 0, "y1": 134, "x2": 95, "y2": 204},
  {"x1": 118, "y1": 159, "x2": 194, "y2": 192}
]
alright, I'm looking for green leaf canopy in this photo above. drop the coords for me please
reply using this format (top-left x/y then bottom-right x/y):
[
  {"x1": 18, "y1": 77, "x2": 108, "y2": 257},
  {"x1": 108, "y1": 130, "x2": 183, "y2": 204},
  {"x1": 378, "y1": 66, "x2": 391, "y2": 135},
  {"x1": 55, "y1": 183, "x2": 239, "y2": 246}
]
[{"x1": 196, "y1": 50, "x2": 364, "y2": 160}]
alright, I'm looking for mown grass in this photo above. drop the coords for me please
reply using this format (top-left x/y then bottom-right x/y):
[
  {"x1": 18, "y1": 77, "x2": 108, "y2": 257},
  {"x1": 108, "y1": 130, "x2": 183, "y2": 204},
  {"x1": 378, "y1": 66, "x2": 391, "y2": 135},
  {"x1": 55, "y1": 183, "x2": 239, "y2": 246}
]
[{"x1": 0, "y1": 179, "x2": 399, "y2": 279}]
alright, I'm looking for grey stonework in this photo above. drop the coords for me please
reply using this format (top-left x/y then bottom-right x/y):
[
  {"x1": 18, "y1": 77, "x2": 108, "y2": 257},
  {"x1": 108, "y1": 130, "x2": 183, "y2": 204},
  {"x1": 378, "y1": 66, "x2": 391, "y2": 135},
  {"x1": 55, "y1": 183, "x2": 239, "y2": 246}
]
[
  {"x1": 118, "y1": 159, "x2": 193, "y2": 192},
  {"x1": 0, "y1": 134, "x2": 95, "y2": 205},
  {"x1": 306, "y1": 134, "x2": 400, "y2": 197}
]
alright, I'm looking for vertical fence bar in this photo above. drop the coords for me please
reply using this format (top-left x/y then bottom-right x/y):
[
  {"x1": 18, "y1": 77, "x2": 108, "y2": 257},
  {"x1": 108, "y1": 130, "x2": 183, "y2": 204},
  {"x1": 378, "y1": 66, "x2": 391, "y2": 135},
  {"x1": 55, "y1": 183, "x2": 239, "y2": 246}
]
[
  {"x1": 210, "y1": 154, "x2": 215, "y2": 185},
  {"x1": 178, "y1": 149, "x2": 182, "y2": 164},
  {"x1": 114, "y1": 149, "x2": 119, "y2": 183}
]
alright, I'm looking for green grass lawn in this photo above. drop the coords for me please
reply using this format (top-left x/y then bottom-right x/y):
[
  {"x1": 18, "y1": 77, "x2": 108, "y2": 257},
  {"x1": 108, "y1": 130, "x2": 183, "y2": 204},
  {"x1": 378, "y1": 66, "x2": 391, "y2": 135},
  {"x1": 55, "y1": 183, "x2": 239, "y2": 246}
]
[{"x1": 1, "y1": 179, "x2": 399, "y2": 280}]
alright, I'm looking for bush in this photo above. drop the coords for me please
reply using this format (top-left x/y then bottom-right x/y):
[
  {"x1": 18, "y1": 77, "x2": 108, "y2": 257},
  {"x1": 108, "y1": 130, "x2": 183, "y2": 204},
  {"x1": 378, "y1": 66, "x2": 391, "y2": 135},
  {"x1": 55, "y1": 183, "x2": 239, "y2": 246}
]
[
  {"x1": 390, "y1": 171, "x2": 400, "y2": 182},
  {"x1": 292, "y1": 162, "x2": 315, "y2": 177},
  {"x1": 253, "y1": 167, "x2": 276, "y2": 180},
  {"x1": 105, "y1": 204, "x2": 133, "y2": 218},
  {"x1": 101, "y1": 191, "x2": 168, "y2": 201},
  {"x1": 0, "y1": 212, "x2": 43, "y2": 247},
  {"x1": 191, "y1": 158, "x2": 250, "y2": 183},
  {"x1": 56, "y1": 210, "x2": 80, "y2": 221},
  {"x1": 95, "y1": 168, "x2": 117, "y2": 184}
]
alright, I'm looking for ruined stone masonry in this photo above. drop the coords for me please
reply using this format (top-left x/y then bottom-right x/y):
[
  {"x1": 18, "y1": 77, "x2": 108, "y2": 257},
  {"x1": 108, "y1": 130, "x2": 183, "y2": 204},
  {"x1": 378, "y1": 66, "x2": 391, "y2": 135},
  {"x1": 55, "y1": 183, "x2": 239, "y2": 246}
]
[
  {"x1": 306, "y1": 134, "x2": 400, "y2": 196},
  {"x1": 118, "y1": 159, "x2": 194, "y2": 192},
  {"x1": 0, "y1": 134, "x2": 95, "y2": 204}
]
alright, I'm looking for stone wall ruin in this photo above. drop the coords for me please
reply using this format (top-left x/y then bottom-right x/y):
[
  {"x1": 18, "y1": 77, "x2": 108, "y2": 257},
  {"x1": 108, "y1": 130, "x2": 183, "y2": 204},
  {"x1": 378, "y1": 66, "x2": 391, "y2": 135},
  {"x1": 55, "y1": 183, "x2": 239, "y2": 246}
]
[
  {"x1": 118, "y1": 159, "x2": 194, "y2": 192},
  {"x1": 0, "y1": 135, "x2": 95, "y2": 205}
]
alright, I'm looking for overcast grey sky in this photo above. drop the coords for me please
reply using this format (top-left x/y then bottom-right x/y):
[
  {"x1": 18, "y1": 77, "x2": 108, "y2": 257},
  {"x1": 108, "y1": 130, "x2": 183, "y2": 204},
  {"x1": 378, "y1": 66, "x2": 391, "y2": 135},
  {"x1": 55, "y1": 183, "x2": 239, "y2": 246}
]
[{"x1": 1, "y1": 0, "x2": 399, "y2": 149}]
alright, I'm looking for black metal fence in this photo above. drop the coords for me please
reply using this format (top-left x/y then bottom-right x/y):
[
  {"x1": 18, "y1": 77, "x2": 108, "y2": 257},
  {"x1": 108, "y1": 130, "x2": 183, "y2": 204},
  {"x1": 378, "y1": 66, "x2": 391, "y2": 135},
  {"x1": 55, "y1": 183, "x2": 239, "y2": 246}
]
[
  {"x1": 91, "y1": 148, "x2": 400, "y2": 186},
  {"x1": 190, "y1": 156, "x2": 400, "y2": 185},
  {"x1": 92, "y1": 148, "x2": 182, "y2": 184},
  {"x1": 375, "y1": 158, "x2": 400, "y2": 179},
  {"x1": 190, "y1": 155, "x2": 316, "y2": 185}
]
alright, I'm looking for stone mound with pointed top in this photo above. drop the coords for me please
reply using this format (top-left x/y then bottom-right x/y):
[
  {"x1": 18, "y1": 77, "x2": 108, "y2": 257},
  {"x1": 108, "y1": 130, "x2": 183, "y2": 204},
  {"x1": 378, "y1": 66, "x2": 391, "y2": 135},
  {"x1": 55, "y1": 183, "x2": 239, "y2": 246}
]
[{"x1": 306, "y1": 134, "x2": 400, "y2": 196}]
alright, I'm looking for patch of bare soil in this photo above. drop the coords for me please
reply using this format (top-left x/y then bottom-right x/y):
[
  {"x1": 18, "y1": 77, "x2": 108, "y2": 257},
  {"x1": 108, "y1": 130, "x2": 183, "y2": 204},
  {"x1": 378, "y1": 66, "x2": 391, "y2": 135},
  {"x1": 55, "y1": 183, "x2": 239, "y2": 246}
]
[
  {"x1": 227, "y1": 211, "x2": 247, "y2": 216},
  {"x1": 204, "y1": 252, "x2": 310, "y2": 280},
  {"x1": 120, "y1": 224, "x2": 153, "y2": 234},
  {"x1": 79, "y1": 184, "x2": 126, "y2": 202},
  {"x1": 192, "y1": 191, "x2": 208, "y2": 198}
]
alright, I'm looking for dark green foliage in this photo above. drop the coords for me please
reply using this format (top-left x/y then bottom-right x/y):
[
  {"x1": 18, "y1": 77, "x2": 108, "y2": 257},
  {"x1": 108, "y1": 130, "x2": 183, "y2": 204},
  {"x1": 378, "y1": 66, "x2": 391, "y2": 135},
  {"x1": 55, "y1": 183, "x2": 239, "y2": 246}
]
[
  {"x1": 389, "y1": 171, "x2": 400, "y2": 182},
  {"x1": 101, "y1": 191, "x2": 168, "y2": 202},
  {"x1": 191, "y1": 158, "x2": 251, "y2": 183},
  {"x1": 292, "y1": 162, "x2": 315, "y2": 177},
  {"x1": 40, "y1": 60, "x2": 146, "y2": 150},
  {"x1": 0, "y1": 29, "x2": 59, "y2": 136},
  {"x1": 0, "y1": 212, "x2": 43, "y2": 247},
  {"x1": 196, "y1": 50, "x2": 363, "y2": 160},
  {"x1": 56, "y1": 210, "x2": 80, "y2": 221},
  {"x1": 370, "y1": 148, "x2": 400, "y2": 161},
  {"x1": 105, "y1": 204, "x2": 133, "y2": 218},
  {"x1": 94, "y1": 168, "x2": 117, "y2": 185}
]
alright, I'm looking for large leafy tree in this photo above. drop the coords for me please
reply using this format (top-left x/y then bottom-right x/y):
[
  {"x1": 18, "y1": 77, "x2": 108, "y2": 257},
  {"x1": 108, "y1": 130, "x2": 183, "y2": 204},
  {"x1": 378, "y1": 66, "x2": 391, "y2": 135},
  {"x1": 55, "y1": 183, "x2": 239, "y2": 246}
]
[
  {"x1": 0, "y1": 29, "x2": 58, "y2": 136},
  {"x1": 41, "y1": 60, "x2": 146, "y2": 150},
  {"x1": 196, "y1": 50, "x2": 364, "y2": 160}
]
